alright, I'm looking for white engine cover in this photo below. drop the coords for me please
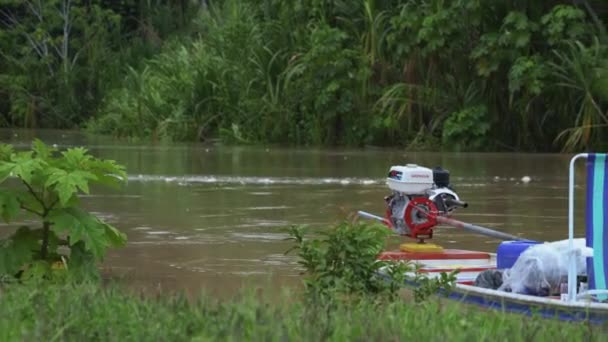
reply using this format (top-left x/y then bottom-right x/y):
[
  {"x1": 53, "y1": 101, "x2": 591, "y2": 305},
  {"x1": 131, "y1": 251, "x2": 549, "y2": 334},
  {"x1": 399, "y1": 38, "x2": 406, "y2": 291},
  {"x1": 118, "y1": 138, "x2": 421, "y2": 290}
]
[
  {"x1": 386, "y1": 164, "x2": 433, "y2": 194},
  {"x1": 428, "y1": 188, "x2": 460, "y2": 201}
]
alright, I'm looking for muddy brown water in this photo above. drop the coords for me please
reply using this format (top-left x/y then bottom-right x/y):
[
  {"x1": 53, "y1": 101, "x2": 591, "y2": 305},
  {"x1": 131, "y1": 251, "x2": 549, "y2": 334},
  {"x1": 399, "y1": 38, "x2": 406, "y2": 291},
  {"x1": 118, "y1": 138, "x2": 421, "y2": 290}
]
[{"x1": 0, "y1": 129, "x2": 590, "y2": 296}]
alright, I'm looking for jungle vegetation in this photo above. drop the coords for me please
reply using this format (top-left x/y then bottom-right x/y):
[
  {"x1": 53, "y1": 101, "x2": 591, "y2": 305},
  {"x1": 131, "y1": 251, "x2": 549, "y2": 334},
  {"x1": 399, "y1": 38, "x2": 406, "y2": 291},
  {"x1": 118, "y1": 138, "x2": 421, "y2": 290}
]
[{"x1": 1, "y1": 0, "x2": 607, "y2": 152}]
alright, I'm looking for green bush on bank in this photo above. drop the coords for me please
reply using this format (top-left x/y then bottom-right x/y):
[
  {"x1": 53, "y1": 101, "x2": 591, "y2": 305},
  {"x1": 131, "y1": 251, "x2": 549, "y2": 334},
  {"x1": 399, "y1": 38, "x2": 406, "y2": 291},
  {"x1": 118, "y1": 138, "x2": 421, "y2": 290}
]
[{"x1": 286, "y1": 222, "x2": 458, "y2": 303}]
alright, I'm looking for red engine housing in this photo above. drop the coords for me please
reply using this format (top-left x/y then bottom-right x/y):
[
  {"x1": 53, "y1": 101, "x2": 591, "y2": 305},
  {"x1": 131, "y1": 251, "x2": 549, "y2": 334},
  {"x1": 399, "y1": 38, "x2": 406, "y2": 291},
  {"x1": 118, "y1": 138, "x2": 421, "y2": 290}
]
[{"x1": 385, "y1": 197, "x2": 439, "y2": 240}]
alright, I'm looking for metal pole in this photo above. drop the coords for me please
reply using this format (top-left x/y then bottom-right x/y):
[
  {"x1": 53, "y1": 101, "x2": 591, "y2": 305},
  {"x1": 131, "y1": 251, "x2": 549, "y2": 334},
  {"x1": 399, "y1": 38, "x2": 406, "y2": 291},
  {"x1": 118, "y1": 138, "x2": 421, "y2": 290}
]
[
  {"x1": 357, "y1": 211, "x2": 391, "y2": 226},
  {"x1": 436, "y1": 216, "x2": 531, "y2": 242},
  {"x1": 568, "y1": 153, "x2": 588, "y2": 302}
]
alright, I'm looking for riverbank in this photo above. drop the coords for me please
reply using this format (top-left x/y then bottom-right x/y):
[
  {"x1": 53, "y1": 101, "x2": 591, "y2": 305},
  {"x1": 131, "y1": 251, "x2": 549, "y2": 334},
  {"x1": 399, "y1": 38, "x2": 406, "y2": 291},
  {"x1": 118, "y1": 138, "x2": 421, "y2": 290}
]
[{"x1": 0, "y1": 282, "x2": 598, "y2": 341}]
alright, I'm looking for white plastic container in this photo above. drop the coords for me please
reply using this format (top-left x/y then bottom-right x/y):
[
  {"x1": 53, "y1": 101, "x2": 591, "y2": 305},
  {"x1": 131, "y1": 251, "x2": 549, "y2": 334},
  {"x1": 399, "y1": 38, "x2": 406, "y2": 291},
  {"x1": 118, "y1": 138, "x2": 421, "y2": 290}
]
[{"x1": 386, "y1": 164, "x2": 433, "y2": 194}]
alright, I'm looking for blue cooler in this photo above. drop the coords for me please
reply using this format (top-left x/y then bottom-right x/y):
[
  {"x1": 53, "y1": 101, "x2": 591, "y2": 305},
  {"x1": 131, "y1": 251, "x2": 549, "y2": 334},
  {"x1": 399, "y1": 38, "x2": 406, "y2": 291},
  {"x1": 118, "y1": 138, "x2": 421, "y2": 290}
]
[{"x1": 496, "y1": 240, "x2": 541, "y2": 269}]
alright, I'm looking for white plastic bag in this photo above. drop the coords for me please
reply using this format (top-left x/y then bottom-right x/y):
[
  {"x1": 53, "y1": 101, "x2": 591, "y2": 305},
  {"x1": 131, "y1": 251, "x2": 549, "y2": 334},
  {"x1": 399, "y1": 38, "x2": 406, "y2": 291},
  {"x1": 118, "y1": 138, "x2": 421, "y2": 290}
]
[{"x1": 498, "y1": 238, "x2": 593, "y2": 296}]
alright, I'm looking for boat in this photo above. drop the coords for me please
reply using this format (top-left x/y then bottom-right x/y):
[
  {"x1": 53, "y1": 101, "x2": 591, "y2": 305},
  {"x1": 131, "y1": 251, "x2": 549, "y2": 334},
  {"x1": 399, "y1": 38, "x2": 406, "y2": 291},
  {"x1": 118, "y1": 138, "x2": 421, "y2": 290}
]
[{"x1": 358, "y1": 154, "x2": 608, "y2": 323}]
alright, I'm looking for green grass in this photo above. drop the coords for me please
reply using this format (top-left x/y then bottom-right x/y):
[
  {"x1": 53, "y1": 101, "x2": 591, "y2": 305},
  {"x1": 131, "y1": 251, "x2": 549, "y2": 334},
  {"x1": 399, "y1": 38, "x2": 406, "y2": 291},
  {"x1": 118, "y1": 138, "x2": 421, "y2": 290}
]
[{"x1": 0, "y1": 282, "x2": 600, "y2": 341}]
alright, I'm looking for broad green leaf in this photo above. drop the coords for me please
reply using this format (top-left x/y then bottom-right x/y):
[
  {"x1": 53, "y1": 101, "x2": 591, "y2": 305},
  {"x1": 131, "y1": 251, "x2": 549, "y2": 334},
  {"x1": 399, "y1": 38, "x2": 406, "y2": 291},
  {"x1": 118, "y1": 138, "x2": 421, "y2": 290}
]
[
  {"x1": 0, "y1": 190, "x2": 20, "y2": 222},
  {"x1": 49, "y1": 207, "x2": 109, "y2": 259},
  {"x1": 5, "y1": 152, "x2": 46, "y2": 184},
  {"x1": 0, "y1": 144, "x2": 13, "y2": 161},
  {"x1": 512, "y1": 32, "x2": 530, "y2": 48},
  {"x1": 89, "y1": 159, "x2": 128, "y2": 188},
  {"x1": 20, "y1": 260, "x2": 52, "y2": 282},
  {"x1": 0, "y1": 162, "x2": 13, "y2": 183},
  {"x1": 0, "y1": 226, "x2": 40, "y2": 276},
  {"x1": 32, "y1": 139, "x2": 55, "y2": 160},
  {"x1": 45, "y1": 169, "x2": 98, "y2": 206},
  {"x1": 61, "y1": 147, "x2": 92, "y2": 170},
  {"x1": 103, "y1": 223, "x2": 127, "y2": 247},
  {"x1": 15, "y1": 190, "x2": 45, "y2": 217}
]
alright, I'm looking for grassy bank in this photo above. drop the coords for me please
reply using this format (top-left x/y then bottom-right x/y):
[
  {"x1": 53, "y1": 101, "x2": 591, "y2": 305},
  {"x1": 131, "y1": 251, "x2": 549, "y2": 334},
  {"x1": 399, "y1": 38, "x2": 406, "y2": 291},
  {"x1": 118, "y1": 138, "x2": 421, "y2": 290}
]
[{"x1": 0, "y1": 282, "x2": 599, "y2": 341}]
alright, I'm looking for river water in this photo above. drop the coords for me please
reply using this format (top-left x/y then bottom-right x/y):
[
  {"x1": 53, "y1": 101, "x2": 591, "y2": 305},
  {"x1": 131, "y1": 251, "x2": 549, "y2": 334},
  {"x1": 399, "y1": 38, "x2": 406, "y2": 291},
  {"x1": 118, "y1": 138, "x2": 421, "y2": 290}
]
[{"x1": 0, "y1": 129, "x2": 589, "y2": 295}]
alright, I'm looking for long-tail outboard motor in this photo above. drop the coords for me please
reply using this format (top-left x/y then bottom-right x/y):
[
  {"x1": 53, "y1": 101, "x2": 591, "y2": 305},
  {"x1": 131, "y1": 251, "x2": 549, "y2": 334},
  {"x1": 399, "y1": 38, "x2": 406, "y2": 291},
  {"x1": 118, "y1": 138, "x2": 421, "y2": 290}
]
[{"x1": 384, "y1": 164, "x2": 467, "y2": 240}]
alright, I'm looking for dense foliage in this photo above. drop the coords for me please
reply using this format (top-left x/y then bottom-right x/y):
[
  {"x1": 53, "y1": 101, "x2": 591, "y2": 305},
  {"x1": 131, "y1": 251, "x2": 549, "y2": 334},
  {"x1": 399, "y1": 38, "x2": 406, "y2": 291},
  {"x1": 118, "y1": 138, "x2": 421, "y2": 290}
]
[
  {"x1": 0, "y1": 282, "x2": 601, "y2": 340},
  {"x1": 0, "y1": 0, "x2": 194, "y2": 127},
  {"x1": 0, "y1": 140, "x2": 127, "y2": 281},
  {"x1": 286, "y1": 222, "x2": 457, "y2": 303},
  {"x1": 1, "y1": 1, "x2": 608, "y2": 151}
]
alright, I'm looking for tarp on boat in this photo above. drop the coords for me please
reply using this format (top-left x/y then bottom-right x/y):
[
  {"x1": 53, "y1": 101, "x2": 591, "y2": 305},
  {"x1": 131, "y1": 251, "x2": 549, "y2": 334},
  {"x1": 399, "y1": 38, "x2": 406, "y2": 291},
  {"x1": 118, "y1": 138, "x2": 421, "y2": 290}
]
[{"x1": 499, "y1": 238, "x2": 593, "y2": 296}]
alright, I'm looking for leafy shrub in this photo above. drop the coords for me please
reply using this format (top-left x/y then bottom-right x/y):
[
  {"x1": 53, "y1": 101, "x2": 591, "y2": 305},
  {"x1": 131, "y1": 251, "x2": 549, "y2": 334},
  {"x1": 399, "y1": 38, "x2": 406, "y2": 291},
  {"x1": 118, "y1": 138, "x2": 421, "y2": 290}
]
[
  {"x1": 509, "y1": 55, "x2": 548, "y2": 97},
  {"x1": 0, "y1": 140, "x2": 127, "y2": 281},
  {"x1": 90, "y1": 1, "x2": 274, "y2": 143},
  {"x1": 541, "y1": 5, "x2": 588, "y2": 46},
  {"x1": 442, "y1": 105, "x2": 490, "y2": 151},
  {"x1": 286, "y1": 221, "x2": 457, "y2": 303},
  {"x1": 0, "y1": 1, "x2": 123, "y2": 127},
  {"x1": 284, "y1": 24, "x2": 366, "y2": 145}
]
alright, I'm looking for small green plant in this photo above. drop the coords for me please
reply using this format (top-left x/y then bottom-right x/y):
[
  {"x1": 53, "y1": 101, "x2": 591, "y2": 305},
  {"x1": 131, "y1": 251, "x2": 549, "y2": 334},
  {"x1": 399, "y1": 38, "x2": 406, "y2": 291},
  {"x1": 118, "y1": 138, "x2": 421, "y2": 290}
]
[
  {"x1": 0, "y1": 140, "x2": 127, "y2": 281},
  {"x1": 286, "y1": 221, "x2": 457, "y2": 303},
  {"x1": 412, "y1": 264, "x2": 458, "y2": 303},
  {"x1": 286, "y1": 222, "x2": 406, "y2": 301}
]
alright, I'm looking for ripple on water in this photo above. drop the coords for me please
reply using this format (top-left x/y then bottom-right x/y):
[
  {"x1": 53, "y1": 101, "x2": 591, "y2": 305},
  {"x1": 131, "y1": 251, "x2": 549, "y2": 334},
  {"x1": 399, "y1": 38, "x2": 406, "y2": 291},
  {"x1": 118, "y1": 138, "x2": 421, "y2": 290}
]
[
  {"x1": 243, "y1": 205, "x2": 291, "y2": 211},
  {"x1": 127, "y1": 174, "x2": 381, "y2": 186},
  {"x1": 169, "y1": 254, "x2": 297, "y2": 276},
  {"x1": 235, "y1": 220, "x2": 290, "y2": 228},
  {"x1": 146, "y1": 231, "x2": 173, "y2": 235},
  {"x1": 230, "y1": 232, "x2": 290, "y2": 241},
  {"x1": 130, "y1": 236, "x2": 231, "y2": 245},
  {"x1": 90, "y1": 212, "x2": 119, "y2": 222},
  {"x1": 197, "y1": 214, "x2": 235, "y2": 218},
  {"x1": 263, "y1": 253, "x2": 298, "y2": 266},
  {"x1": 81, "y1": 194, "x2": 142, "y2": 199},
  {"x1": 231, "y1": 271, "x2": 269, "y2": 276}
]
